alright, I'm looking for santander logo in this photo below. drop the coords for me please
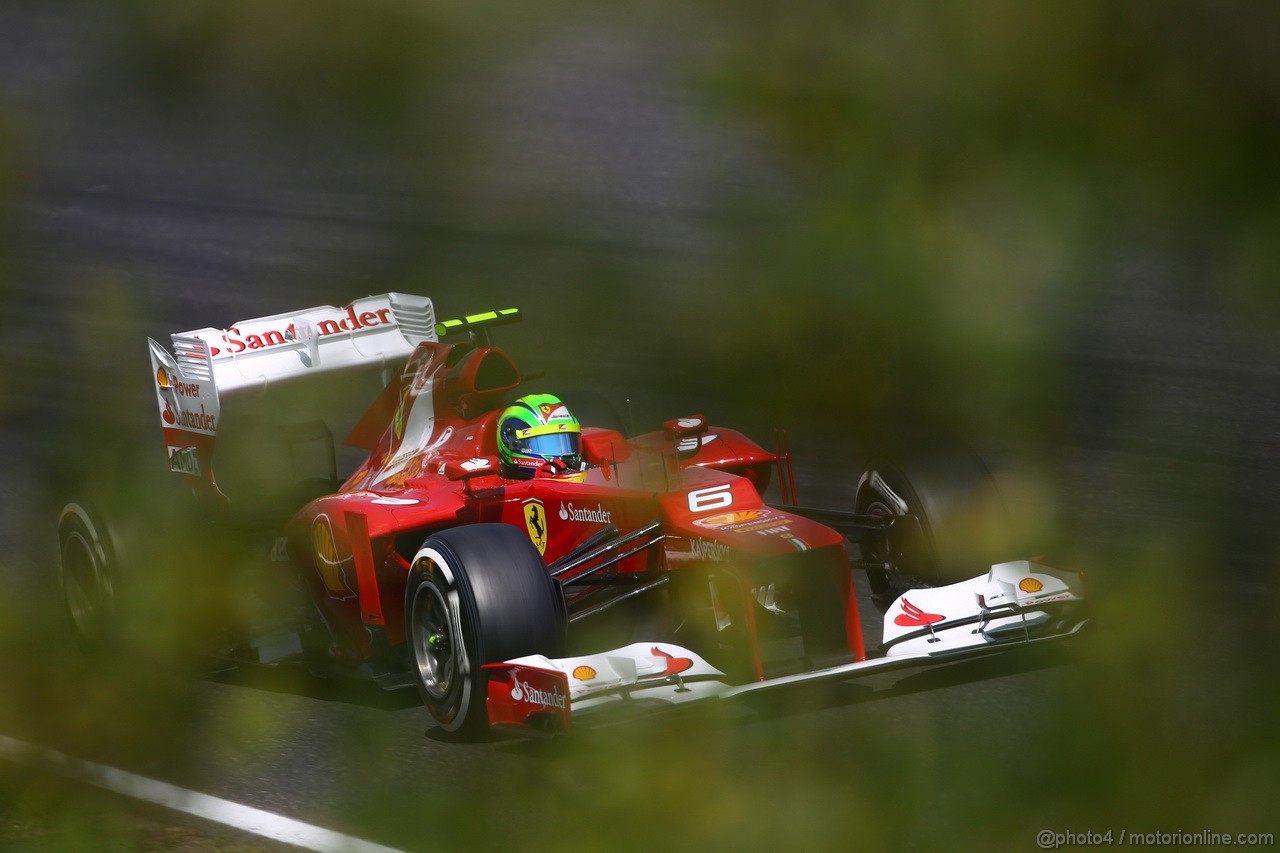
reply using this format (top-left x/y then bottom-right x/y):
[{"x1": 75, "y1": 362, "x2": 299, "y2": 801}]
[
  {"x1": 509, "y1": 675, "x2": 566, "y2": 710},
  {"x1": 198, "y1": 304, "x2": 396, "y2": 358},
  {"x1": 558, "y1": 502, "x2": 612, "y2": 524},
  {"x1": 161, "y1": 400, "x2": 216, "y2": 432}
]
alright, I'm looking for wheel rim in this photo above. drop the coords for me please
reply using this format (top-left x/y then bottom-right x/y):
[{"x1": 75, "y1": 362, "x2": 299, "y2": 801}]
[
  {"x1": 411, "y1": 572, "x2": 456, "y2": 702},
  {"x1": 61, "y1": 530, "x2": 109, "y2": 644},
  {"x1": 864, "y1": 496, "x2": 933, "y2": 588},
  {"x1": 862, "y1": 497, "x2": 926, "y2": 594},
  {"x1": 862, "y1": 499, "x2": 897, "y2": 566}
]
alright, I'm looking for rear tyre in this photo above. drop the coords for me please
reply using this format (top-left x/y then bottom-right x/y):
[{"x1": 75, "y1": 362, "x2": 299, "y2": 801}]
[
  {"x1": 405, "y1": 524, "x2": 562, "y2": 736},
  {"x1": 855, "y1": 448, "x2": 1014, "y2": 609},
  {"x1": 58, "y1": 503, "x2": 119, "y2": 651}
]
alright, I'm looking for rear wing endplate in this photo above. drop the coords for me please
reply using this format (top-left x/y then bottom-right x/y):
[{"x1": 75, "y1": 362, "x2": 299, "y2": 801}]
[{"x1": 146, "y1": 292, "x2": 435, "y2": 500}]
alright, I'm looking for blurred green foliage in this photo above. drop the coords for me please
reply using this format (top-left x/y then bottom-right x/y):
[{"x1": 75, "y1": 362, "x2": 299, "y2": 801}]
[{"x1": 684, "y1": 0, "x2": 1280, "y2": 441}]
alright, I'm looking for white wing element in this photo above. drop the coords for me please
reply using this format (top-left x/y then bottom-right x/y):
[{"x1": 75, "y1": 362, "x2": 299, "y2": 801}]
[
  {"x1": 487, "y1": 562, "x2": 1088, "y2": 735},
  {"x1": 485, "y1": 644, "x2": 731, "y2": 732},
  {"x1": 146, "y1": 293, "x2": 435, "y2": 498},
  {"x1": 882, "y1": 560, "x2": 1087, "y2": 655},
  {"x1": 159, "y1": 292, "x2": 435, "y2": 398}
]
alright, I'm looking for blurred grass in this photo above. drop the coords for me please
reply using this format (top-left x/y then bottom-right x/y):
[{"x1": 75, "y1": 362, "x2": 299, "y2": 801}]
[{"x1": 2, "y1": 0, "x2": 1279, "y2": 850}]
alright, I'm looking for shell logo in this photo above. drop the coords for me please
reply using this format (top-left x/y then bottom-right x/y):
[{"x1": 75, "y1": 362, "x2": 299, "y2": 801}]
[
  {"x1": 572, "y1": 665, "x2": 597, "y2": 681},
  {"x1": 1018, "y1": 577, "x2": 1044, "y2": 593},
  {"x1": 695, "y1": 510, "x2": 766, "y2": 529}
]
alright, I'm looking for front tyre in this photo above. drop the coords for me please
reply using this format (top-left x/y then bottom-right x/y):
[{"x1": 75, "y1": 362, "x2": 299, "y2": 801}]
[
  {"x1": 405, "y1": 524, "x2": 562, "y2": 736},
  {"x1": 855, "y1": 448, "x2": 1014, "y2": 608}
]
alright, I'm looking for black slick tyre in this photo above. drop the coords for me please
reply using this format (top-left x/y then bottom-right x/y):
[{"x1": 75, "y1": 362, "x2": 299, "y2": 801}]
[
  {"x1": 405, "y1": 523, "x2": 562, "y2": 736},
  {"x1": 58, "y1": 502, "x2": 119, "y2": 652},
  {"x1": 855, "y1": 448, "x2": 1014, "y2": 608}
]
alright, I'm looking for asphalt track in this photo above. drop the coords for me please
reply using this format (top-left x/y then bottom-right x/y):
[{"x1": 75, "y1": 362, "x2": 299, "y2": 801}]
[{"x1": 2, "y1": 4, "x2": 1277, "y2": 851}]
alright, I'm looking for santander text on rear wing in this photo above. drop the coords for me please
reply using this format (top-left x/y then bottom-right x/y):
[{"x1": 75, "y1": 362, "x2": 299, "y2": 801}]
[{"x1": 146, "y1": 293, "x2": 435, "y2": 501}]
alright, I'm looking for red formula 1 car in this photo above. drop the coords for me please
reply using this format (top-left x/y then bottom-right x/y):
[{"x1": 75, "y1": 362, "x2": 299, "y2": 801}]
[{"x1": 58, "y1": 293, "x2": 1088, "y2": 736}]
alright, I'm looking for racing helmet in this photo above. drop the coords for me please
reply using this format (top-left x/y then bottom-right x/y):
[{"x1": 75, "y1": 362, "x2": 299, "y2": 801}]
[{"x1": 497, "y1": 394, "x2": 582, "y2": 478}]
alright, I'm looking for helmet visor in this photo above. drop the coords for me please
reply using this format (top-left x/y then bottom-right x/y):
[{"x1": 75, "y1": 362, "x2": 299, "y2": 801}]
[{"x1": 514, "y1": 431, "x2": 580, "y2": 459}]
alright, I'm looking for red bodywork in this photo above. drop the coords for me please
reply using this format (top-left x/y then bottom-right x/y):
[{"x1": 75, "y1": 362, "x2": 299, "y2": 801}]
[{"x1": 286, "y1": 340, "x2": 866, "y2": 679}]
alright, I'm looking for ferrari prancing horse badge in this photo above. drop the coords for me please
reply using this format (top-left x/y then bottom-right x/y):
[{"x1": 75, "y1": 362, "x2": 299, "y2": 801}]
[{"x1": 523, "y1": 499, "x2": 547, "y2": 555}]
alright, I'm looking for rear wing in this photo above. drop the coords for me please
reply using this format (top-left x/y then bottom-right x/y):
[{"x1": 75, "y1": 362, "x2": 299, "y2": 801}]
[{"x1": 147, "y1": 293, "x2": 436, "y2": 502}]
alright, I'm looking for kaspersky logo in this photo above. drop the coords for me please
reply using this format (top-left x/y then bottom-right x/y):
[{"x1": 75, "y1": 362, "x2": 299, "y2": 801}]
[
  {"x1": 690, "y1": 538, "x2": 730, "y2": 562},
  {"x1": 509, "y1": 675, "x2": 566, "y2": 710}
]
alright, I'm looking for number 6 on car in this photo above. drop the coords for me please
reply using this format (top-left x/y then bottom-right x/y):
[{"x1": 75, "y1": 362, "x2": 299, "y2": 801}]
[{"x1": 687, "y1": 484, "x2": 734, "y2": 513}]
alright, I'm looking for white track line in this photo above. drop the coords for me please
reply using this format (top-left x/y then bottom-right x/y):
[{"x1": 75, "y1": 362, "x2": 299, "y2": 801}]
[{"x1": 0, "y1": 734, "x2": 407, "y2": 853}]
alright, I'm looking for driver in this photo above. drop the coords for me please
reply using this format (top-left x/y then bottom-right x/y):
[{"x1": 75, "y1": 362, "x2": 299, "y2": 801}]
[{"x1": 497, "y1": 393, "x2": 583, "y2": 479}]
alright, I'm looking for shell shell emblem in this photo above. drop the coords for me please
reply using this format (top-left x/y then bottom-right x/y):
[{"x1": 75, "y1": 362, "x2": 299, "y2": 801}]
[
  {"x1": 694, "y1": 510, "x2": 766, "y2": 529},
  {"x1": 1018, "y1": 577, "x2": 1044, "y2": 593}
]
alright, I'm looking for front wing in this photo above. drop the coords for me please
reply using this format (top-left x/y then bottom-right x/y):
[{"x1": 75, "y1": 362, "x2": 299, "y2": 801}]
[{"x1": 485, "y1": 560, "x2": 1088, "y2": 735}]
